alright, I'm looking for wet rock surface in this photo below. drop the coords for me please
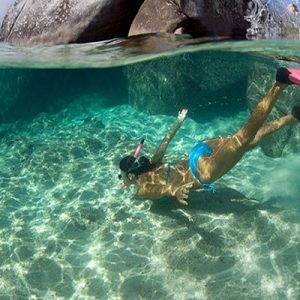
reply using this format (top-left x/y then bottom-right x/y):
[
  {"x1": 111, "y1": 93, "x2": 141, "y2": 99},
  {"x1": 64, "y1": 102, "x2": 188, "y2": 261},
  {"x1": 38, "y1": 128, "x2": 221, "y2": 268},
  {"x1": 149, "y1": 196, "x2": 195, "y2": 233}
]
[
  {"x1": 0, "y1": 0, "x2": 143, "y2": 45},
  {"x1": 125, "y1": 51, "x2": 253, "y2": 119},
  {"x1": 129, "y1": 0, "x2": 249, "y2": 38},
  {"x1": 1, "y1": 0, "x2": 300, "y2": 46}
]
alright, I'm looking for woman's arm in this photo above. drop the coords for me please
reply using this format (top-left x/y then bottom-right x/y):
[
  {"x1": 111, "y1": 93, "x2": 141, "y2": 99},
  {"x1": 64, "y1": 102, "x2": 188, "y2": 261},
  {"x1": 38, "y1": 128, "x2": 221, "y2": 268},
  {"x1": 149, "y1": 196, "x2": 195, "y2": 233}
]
[
  {"x1": 137, "y1": 181, "x2": 193, "y2": 205},
  {"x1": 151, "y1": 109, "x2": 188, "y2": 165}
]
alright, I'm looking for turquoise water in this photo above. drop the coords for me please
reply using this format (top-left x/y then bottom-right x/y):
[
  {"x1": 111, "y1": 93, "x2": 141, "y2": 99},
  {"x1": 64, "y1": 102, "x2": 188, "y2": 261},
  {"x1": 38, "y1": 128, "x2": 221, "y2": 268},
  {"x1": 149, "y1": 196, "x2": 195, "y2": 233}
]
[{"x1": 0, "y1": 35, "x2": 300, "y2": 299}]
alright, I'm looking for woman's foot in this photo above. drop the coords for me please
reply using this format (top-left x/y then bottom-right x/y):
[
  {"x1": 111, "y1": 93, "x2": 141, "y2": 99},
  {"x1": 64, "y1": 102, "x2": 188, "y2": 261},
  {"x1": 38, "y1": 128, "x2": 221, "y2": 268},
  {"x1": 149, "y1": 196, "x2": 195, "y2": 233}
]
[
  {"x1": 292, "y1": 105, "x2": 300, "y2": 121},
  {"x1": 276, "y1": 67, "x2": 300, "y2": 85}
]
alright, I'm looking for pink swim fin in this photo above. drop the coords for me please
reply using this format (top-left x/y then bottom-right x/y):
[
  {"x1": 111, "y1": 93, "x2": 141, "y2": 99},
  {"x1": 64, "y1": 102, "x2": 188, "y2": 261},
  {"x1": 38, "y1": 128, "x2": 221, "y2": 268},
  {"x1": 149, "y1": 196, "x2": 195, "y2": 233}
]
[
  {"x1": 288, "y1": 68, "x2": 300, "y2": 85},
  {"x1": 276, "y1": 67, "x2": 300, "y2": 85}
]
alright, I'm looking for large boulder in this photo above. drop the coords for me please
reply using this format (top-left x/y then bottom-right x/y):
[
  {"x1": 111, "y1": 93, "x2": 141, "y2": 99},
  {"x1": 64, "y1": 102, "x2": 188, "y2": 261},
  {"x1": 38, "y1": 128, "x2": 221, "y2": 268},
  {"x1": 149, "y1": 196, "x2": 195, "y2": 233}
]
[
  {"x1": 0, "y1": 0, "x2": 143, "y2": 45},
  {"x1": 129, "y1": 0, "x2": 249, "y2": 38},
  {"x1": 129, "y1": 0, "x2": 300, "y2": 39},
  {"x1": 2, "y1": 0, "x2": 299, "y2": 45}
]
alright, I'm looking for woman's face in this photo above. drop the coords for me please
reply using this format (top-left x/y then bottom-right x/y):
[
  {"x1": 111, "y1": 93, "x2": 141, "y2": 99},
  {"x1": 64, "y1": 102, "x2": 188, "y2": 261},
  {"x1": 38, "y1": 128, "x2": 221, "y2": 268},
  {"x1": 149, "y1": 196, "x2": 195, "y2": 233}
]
[{"x1": 119, "y1": 171, "x2": 135, "y2": 186}]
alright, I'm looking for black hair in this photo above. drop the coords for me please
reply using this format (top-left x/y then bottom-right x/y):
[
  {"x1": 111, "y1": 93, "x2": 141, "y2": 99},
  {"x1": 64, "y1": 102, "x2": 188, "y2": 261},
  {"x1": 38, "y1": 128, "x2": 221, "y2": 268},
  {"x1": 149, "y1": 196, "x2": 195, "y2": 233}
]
[{"x1": 119, "y1": 155, "x2": 154, "y2": 177}]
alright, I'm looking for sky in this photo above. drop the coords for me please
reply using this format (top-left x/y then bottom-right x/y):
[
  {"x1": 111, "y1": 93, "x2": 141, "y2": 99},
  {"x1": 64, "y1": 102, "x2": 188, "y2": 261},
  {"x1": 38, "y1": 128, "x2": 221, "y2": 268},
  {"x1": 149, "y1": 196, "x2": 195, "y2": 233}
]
[{"x1": 0, "y1": 0, "x2": 14, "y2": 25}]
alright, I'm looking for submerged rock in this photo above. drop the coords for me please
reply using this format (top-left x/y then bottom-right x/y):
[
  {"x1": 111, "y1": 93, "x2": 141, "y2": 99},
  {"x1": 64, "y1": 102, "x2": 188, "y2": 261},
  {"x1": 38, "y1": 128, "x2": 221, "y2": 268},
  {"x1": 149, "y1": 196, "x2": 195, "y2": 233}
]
[
  {"x1": 0, "y1": 0, "x2": 143, "y2": 45},
  {"x1": 125, "y1": 51, "x2": 254, "y2": 119}
]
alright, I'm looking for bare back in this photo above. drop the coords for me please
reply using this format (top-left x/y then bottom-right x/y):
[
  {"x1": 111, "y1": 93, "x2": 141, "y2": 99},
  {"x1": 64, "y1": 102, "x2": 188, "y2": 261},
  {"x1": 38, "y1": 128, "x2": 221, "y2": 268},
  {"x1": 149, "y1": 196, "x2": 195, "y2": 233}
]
[{"x1": 137, "y1": 160, "x2": 201, "y2": 194}]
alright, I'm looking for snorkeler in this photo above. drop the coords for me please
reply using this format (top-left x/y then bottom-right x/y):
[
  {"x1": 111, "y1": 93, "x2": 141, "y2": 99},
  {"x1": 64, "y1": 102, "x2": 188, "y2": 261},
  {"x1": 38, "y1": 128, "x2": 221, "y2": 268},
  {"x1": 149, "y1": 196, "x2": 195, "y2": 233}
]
[{"x1": 118, "y1": 67, "x2": 300, "y2": 205}]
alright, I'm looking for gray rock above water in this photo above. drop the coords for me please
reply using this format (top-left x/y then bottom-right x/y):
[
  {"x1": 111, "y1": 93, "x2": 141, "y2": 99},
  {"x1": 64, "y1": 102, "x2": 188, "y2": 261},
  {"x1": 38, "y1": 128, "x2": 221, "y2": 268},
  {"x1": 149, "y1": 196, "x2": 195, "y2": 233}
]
[
  {"x1": 129, "y1": 0, "x2": 249, "y2": 38},
  {"x1": 129, "y1": 0, "x2": 300, "y2": 39},
  {"x1": 0, "y1": 0, "x2": 143, "y2": 45},
  {"x1": 1, "y1": 0, "x2": 300, "y2": 45}
]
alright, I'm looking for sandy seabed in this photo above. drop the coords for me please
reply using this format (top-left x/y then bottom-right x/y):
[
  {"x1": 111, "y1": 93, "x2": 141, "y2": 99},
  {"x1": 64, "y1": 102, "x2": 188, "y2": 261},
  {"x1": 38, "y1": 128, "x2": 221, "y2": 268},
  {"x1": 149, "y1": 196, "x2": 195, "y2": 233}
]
[{"x1": 0, "y1": 98, "x2": 299, "y2": 299}]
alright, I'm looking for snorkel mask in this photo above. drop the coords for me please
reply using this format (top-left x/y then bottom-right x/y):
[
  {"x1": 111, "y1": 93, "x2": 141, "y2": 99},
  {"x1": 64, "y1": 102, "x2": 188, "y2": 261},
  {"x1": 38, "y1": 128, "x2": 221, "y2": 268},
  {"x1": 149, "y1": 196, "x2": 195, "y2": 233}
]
[{"x1": 119, "y1": 139, "x2": 145, "y2": 189}]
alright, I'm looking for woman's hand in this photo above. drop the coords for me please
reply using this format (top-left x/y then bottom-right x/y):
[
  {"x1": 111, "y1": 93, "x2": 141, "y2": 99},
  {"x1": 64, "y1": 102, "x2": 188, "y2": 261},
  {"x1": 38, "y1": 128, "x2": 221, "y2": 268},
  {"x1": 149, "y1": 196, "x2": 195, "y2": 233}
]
[
  {"x1": 172, "y1": 182, "x2": 193, "y2": 205},
  {"x1": 177, "y1": 109, "x2": 188, "y2": 123}
]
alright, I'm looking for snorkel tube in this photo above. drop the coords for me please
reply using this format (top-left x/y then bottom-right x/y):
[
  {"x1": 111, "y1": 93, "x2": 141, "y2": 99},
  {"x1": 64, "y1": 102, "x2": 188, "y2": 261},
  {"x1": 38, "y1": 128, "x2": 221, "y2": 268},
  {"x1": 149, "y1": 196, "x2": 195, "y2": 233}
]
[
  {"x1": 133, "y1": 139, "x2": 145, "y2": 158},
  {"x1": 119, "y1": 139, "x2": 145, "y2": 190}
]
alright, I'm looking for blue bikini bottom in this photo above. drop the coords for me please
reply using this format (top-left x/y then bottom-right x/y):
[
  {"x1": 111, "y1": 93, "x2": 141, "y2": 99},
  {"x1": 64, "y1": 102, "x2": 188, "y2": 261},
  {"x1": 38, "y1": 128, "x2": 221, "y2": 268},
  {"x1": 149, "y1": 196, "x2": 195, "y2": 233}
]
[
  {"x1": 160, "y1": 142, "x2": 216, "y2": 202},
  {"x1": 189, "y1": 141, "x2": 216, "y2": 192}
]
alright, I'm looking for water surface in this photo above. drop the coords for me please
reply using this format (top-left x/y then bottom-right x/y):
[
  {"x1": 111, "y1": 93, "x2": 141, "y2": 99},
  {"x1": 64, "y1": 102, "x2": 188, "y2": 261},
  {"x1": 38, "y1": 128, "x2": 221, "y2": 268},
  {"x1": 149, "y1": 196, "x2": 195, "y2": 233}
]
[{"x1": 0, "y1": 35, "x2": 300, "y2": 299}]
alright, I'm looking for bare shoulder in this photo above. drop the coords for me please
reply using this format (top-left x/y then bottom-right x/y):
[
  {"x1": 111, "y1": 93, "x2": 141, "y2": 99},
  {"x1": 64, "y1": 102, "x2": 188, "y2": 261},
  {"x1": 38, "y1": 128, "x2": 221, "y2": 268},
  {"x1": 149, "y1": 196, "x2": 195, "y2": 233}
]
[{"x1": 138, "y1": 163, "x2": 167, "y2": 182}]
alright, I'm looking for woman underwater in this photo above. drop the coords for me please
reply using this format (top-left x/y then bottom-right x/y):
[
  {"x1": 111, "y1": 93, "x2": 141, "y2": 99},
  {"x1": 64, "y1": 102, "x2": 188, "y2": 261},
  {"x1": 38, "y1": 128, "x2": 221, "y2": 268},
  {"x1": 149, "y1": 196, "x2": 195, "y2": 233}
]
[{"x1": 118, "y1": 67, "x2": 300, "y2": 205}]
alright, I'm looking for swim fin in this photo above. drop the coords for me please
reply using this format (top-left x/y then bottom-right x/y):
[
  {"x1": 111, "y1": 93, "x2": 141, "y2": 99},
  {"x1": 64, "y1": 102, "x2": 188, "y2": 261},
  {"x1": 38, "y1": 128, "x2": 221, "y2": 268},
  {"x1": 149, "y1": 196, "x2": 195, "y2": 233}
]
[{"x1": 276, "y1": 67, "x2": 300, "y2": 85}]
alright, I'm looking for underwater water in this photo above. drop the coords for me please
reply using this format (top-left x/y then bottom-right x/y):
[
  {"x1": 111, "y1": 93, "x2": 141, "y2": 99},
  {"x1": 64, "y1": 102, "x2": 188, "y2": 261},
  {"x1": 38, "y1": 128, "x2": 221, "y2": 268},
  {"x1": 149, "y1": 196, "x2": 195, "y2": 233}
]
[{"x1": 0, "y1": 35, "x2": 300, "y2": 299}]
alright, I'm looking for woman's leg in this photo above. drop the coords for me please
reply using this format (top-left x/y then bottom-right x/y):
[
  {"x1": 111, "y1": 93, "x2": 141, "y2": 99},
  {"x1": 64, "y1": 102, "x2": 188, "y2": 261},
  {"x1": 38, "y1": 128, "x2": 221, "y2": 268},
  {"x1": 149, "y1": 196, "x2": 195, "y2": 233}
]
[
  {"x1": 197, "y1": 68, "x2": 300, "y2": 183},
  {"x1": 235, "y1": 81, "x2": 287, "y2": 146},
  {"x1": 236, "y1": 67, "x2": 300, "y2": 146},
  {"x1": 247, "y1": 114, "x2": 298, "y2": 150}
]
